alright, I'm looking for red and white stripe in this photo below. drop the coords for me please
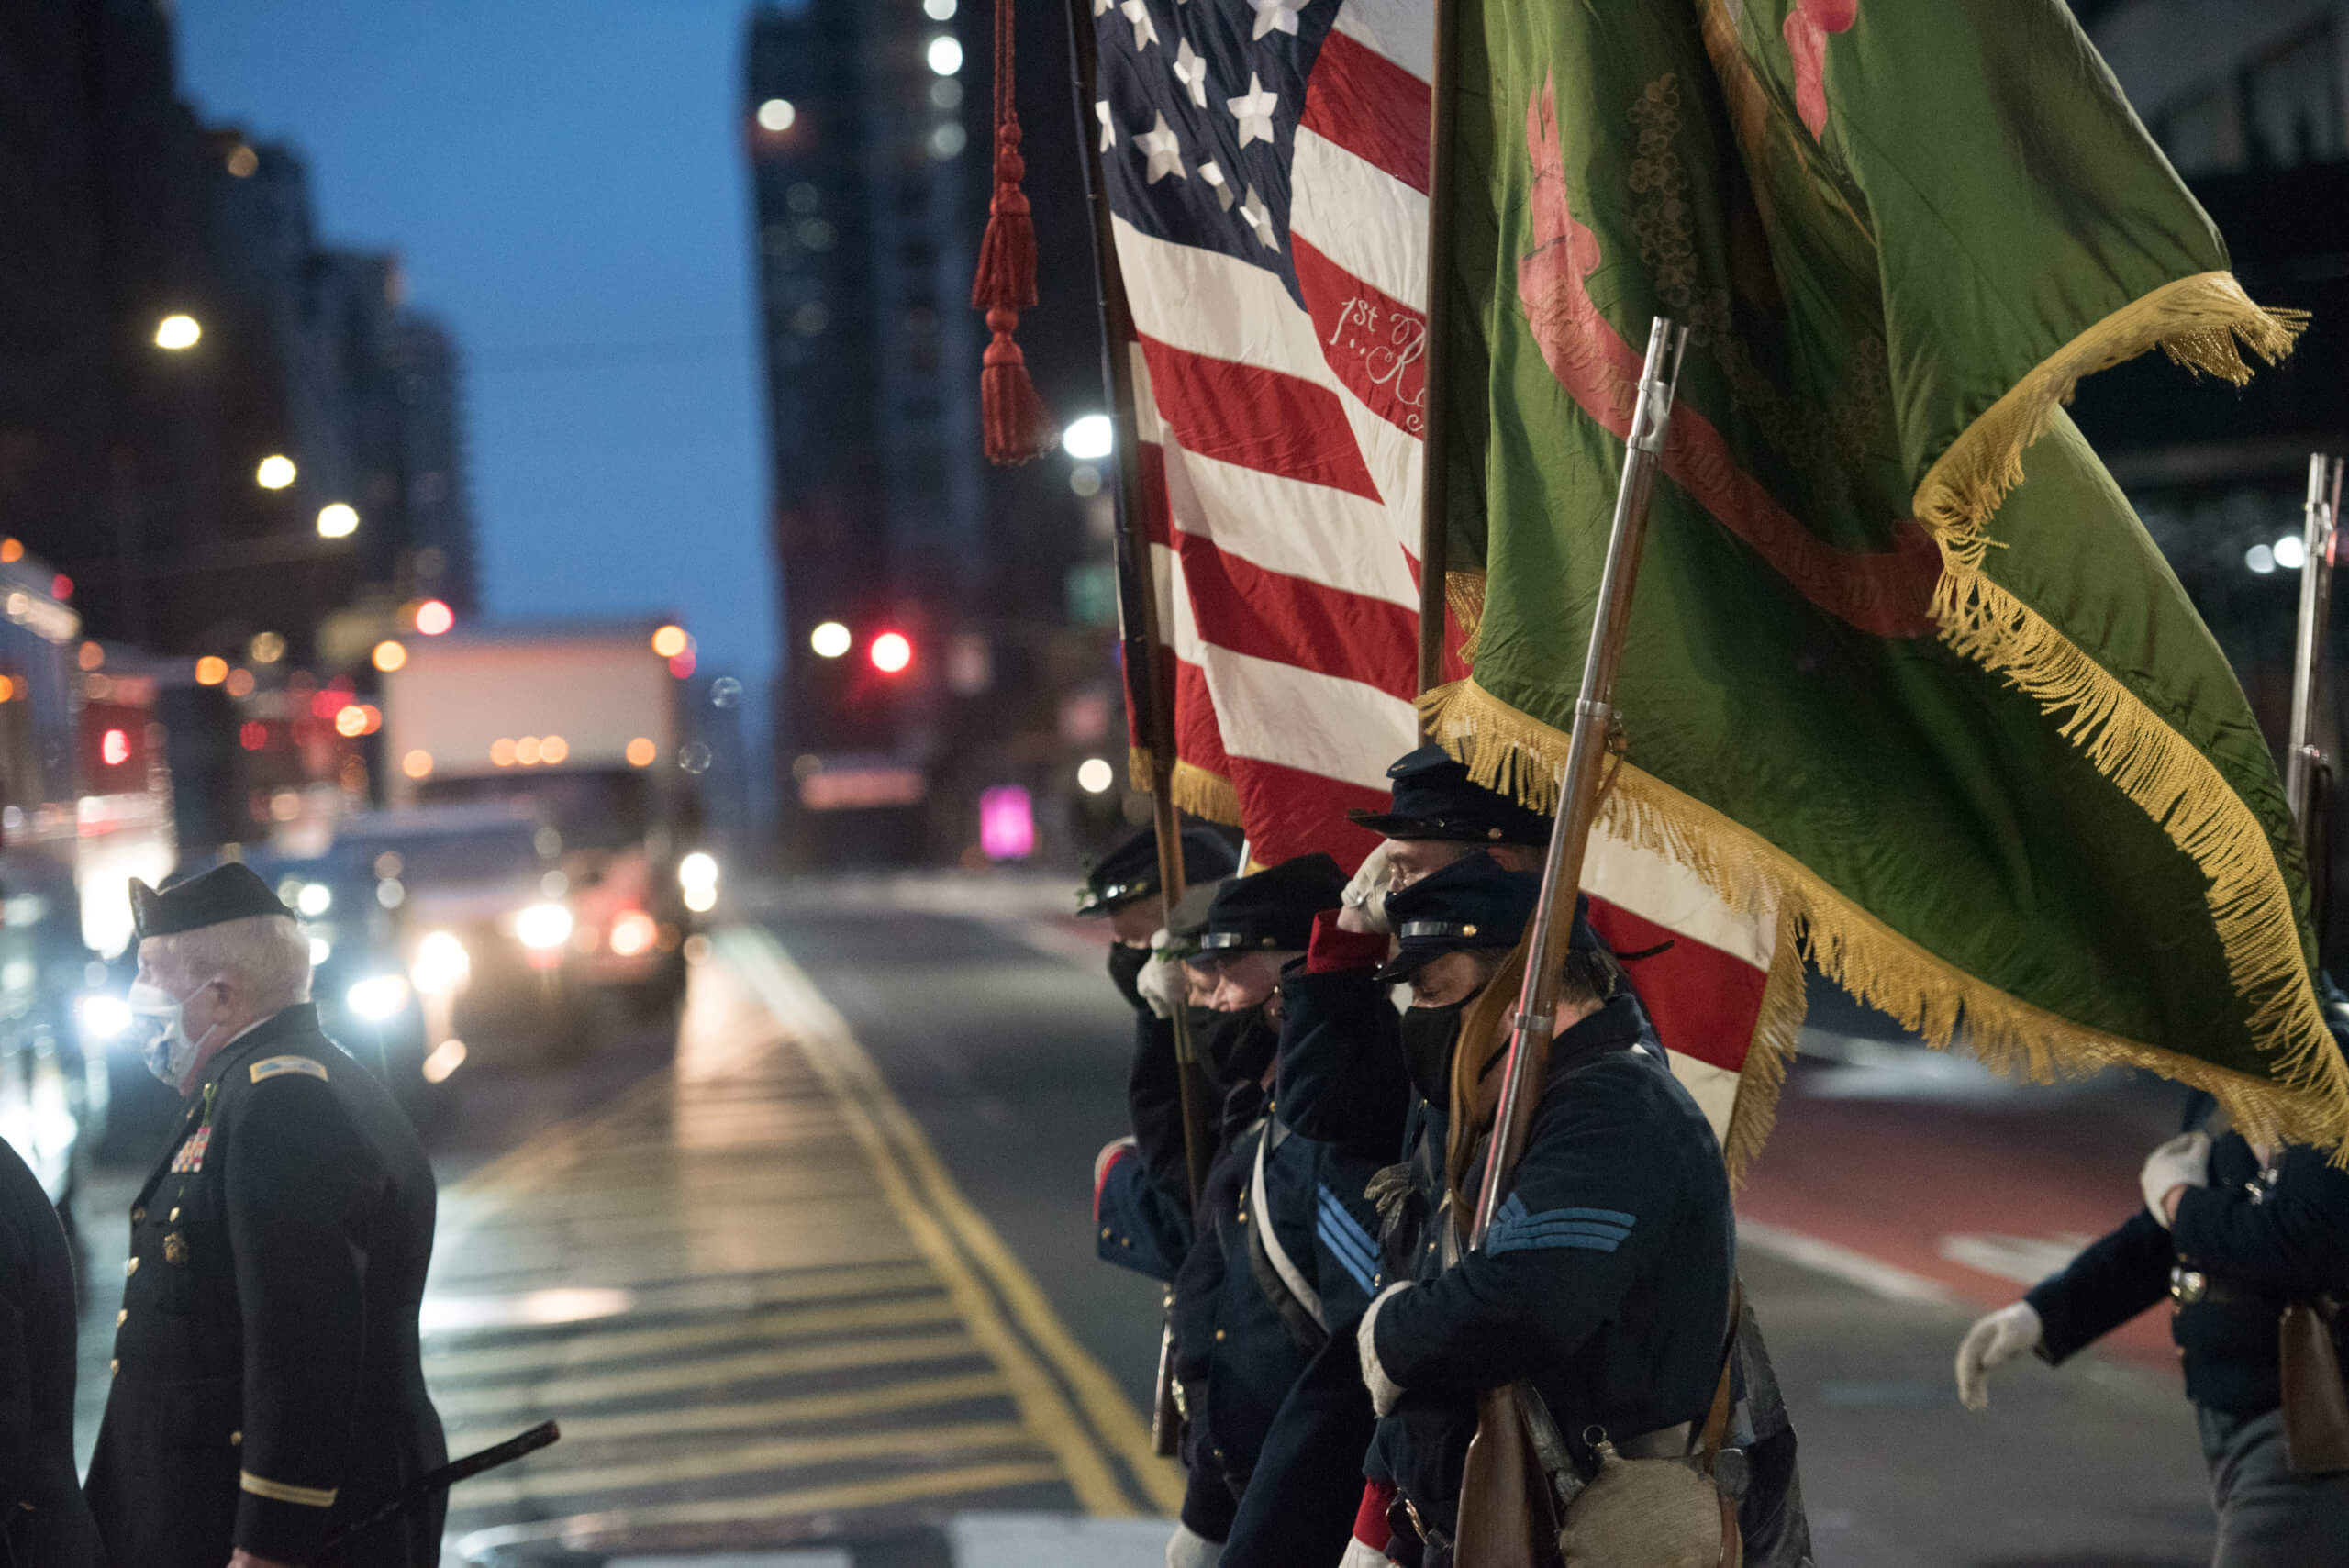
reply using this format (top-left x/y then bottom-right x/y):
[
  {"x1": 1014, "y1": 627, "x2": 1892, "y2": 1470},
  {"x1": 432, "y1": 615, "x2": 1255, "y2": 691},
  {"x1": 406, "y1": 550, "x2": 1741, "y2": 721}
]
[{"x1": 1112, "y1": 6, "x2": 1781, "y2": 1122}]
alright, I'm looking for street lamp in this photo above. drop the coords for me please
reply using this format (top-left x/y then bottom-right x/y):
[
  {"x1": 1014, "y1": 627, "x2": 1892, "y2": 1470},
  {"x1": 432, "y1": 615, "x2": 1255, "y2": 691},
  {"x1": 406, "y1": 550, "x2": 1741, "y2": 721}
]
[
  {"x1": 317, "y1": 502, "x2": 359, "y2": 539},
  {"x1": 1063, "y1": 414, "x2": 1113, "y2": 461},
  {"x1": 809, "y1": 620, "x2": 852, "y2": 659},
  {"x1": 153, "y1": 314, "x2": 202, "y2": 350},
  {"x1": 256, "y1": 454, "x2": 296, "y2": 489}
]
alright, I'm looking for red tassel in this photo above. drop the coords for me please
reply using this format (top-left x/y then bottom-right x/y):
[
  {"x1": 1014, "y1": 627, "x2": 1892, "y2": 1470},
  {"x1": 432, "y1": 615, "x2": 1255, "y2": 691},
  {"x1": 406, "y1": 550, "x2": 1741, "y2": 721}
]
[
  {"x1": 982, "y1": 308, "x2": 1056, "y2": 464},
  {"x1": 974, "y1": 0, "x2": 1054, "y2": 465}
]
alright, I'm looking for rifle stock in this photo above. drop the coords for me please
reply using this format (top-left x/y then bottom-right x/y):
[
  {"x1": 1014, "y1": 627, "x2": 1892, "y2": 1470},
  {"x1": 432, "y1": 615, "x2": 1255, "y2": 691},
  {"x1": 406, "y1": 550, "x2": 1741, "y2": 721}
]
[
  {"x1": 1451, "y1": 318, "x2": 1687, "y2": 1568},
  {"x1": 1454, "y1": 1386, "x2": 1562, "y2": 1567}
]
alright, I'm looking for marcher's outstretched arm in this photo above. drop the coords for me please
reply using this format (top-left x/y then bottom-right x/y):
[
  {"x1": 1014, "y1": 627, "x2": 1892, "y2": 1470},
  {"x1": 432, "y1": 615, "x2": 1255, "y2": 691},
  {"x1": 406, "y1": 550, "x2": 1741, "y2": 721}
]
[{"x1": 2021, "y1": 1209, "x2": 2173, "y2": 1363}]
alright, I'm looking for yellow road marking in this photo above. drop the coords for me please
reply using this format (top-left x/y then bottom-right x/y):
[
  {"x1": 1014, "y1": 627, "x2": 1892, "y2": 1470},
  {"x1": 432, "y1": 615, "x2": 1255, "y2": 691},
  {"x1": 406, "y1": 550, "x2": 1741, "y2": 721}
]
[
  {"x1": 429, "y1": 1331, "x2": 984, "y2": 1415},
  {"x1": 721, "y1": 928, "x2": 1146, "y2": 1516},
  {"x1": 450, "y1": 1461, "x2": 1066, "y2": 1534},
  {"x1": 448, "y1": 1419, "x2": 1040, "y2": 1508},
  {"x1": 724, "y1": 928, "x2": 1180, "y2": 1514},
  {"x1": 426, "y1": 1294, "x2": 960, "y2": 1381},
  {"x1": 440, "y1": 1371, "x2": 1011, "y2": 1448}
]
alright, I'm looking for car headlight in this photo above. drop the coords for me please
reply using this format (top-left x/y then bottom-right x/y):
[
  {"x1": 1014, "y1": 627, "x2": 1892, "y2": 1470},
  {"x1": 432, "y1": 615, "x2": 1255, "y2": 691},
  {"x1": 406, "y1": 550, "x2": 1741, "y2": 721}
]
[
  {"x1": 346, "y1": 974, "x2": 413, "y2": 1020},
  {"x1": 678, "y1": 851, "x2": 718, "y2": 893},
  {"x1": 412, "y1": 930, "x2": 471, "y2": 993},
  {"x1": 517, "y1": 902, "x2": 574, "y2": 951},
  {"x1": 608, "y1": 909, "x2": 659, "y2": 958},
  {"x1": 76, "y1": 993, "x2": 133, "y2": 1042},
  {"x1": 683, "y1": 884, "x2": 718, "y2": 914},
  {"x1": 296, "y1": 882, "x2": 333, "y2": 917}
]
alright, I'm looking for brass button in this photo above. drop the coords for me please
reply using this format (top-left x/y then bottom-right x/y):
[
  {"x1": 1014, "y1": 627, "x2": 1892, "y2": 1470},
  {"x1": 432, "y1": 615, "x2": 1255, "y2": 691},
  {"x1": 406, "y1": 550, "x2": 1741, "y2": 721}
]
[
  {"x1": 124, "y1": 1257, "x2": 139, "y2": 1278},
  {"x1": 230, "y1": 1431, "x2": 242, "y2": 1447},
  {"x1": 163, "y1": 1233, "x2": 189, "y2": 1267},
  {"x1": 108, "y1": 1359, "x2": 118, "y2": 1377},
  {"x1": 116, "y1": 1310, "x2": 126, "y2": 1327},
  {"x1": 1214, "y1": 1329, "x2": 1226, "y2": 1341},
  {"x1": 1100, "y1": 1228, "x2": 1111, "y2": 1240},
  {"x1": 169, "y1": 1207, "x2": 181, "y2": 1222},
  {"x1": 130, "y1": 1207, "x2": 145, "y2": 1224}
]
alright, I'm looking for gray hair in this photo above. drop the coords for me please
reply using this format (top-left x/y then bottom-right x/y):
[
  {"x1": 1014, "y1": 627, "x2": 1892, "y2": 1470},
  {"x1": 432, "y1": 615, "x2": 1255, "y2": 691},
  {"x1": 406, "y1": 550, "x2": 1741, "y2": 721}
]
[{"x1": 145, "y1": 914, "x2": 313, "y2": 1012}]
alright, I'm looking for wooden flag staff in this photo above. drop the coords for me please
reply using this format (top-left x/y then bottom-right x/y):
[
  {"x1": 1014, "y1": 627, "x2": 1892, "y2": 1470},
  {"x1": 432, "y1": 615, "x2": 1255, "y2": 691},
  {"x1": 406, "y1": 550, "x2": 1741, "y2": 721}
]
[
  {"x1": 1453, "y1": 317, "x2": 1689, "y2": 1568},
  {"x1": 1061, "y1": 0, "x2": 1217, "y2": 1459}
]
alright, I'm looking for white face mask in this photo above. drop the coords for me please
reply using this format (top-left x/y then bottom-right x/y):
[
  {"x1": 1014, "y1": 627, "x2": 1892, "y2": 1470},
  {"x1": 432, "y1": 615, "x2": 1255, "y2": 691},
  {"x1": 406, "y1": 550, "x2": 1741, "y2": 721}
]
[{"x1": 127, "y1": 976, "x2": 223, "y2": 1091}]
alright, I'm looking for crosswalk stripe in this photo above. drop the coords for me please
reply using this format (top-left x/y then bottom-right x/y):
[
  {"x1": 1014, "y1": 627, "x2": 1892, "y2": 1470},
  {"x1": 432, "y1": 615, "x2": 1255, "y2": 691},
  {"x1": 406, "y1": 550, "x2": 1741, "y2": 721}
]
[
  {"x1": 726, "y1": 929, "x2": 1185, "y2": 1515},
  {"x1": 425, "y1": 1262, "x2": 940, "y2": 1342},
  {"x1": 720, "y1": 929, "x2": 1141, "y2": 1517},
  {"x1": 426, "y1": 1294, "x2": 961, "y2": 1381},
  {"x1": 440, "y1": 1371, "x2": 1012, "y2": 1448},
  {"x1": 429, "y1": 1331, "x2": 986, "y2": 1415},
  {"x1": 444, "y1": 1419, "x2": 1040, "y2": 1508},
  {"x1": 448, "y1": 1461, "x2": 1067, "y2": 1545}
]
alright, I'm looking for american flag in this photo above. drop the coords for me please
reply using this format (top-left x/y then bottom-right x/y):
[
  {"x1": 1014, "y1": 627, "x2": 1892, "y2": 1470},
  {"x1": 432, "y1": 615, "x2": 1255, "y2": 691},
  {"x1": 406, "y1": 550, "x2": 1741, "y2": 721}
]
[{"x1": 1091, "y1": 0, "x2": 1789, "y2": 1142}]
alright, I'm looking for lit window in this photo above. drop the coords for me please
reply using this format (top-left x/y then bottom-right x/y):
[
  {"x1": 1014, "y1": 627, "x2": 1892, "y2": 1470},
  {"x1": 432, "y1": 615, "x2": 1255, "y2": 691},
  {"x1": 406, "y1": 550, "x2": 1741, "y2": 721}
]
[
  {"x1": 927, "y1": 35, "x2": 963, "y2": 75},
  {"x1": 756, "y1": 97, "x2": 796, "y2": 132}
]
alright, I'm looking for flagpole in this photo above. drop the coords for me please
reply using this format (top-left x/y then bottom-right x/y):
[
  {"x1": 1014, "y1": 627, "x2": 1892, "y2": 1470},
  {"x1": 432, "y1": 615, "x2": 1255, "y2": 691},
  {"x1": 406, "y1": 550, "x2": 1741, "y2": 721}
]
[
  {"x1": 1064, "y1": 0, "x2": 1219, "y2": 1460},
  {"x1": 1453, "y1": 317, "x2": 1688, "y2": 1568},
  {"x1": 1415, "y1": 0, "x2": 1461, "y2": 723}
]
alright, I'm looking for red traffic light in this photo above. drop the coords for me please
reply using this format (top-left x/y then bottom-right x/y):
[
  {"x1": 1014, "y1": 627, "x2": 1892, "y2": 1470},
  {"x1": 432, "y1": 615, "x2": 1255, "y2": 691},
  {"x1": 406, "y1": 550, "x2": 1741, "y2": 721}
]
[{"x1": 869, "y1": 630, "x2": 912, "y2": 674}]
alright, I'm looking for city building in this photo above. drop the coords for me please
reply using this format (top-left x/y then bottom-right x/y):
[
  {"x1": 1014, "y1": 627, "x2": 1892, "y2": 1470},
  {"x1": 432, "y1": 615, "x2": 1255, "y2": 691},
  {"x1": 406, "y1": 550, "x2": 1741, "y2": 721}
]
[
  {"x1": 2073, "y1": 0, "x2": 2349, "y2": 952},
  {"x1": 744, "y1": 0, "x2": 1121, "y2": 869}
]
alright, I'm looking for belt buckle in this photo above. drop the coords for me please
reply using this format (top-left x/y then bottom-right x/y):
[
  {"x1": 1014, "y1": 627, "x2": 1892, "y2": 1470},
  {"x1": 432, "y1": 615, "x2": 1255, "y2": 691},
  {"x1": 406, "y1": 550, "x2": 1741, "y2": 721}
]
[{"x1": 2171, "y1": 1266, "x2": 2208, "y2": 1305}]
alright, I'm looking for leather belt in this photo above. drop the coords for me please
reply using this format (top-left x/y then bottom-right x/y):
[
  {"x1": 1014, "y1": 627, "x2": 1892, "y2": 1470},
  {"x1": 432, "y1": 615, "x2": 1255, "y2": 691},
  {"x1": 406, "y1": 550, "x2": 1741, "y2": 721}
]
[{"x1": 2172, "y1": 1265, "x2": 2266, "y2": 1307}]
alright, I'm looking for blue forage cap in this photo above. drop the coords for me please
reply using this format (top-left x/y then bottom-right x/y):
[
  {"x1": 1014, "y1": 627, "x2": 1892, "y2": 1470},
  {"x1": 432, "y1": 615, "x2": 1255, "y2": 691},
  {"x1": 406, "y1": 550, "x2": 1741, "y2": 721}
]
[
  {"x1": 1375, "y1": 856, "x2": 1540, "y2": 983},
  {"x1": 1077, "y1": 824, "x2": 1240, "y2": 916},
  {"x1": 1346, "y1": 744, "x2": 1555, "y2": 847},
  {"x1": 1188, "y1": 852, "x2": 1347, "y2": 962}
]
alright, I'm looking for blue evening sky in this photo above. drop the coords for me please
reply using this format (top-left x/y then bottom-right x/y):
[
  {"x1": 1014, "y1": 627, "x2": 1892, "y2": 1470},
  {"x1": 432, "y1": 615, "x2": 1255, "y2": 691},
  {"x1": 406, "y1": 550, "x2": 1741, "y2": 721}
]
[{"x1": 175, "y1": 1, "x2": 777, "y2": 701}]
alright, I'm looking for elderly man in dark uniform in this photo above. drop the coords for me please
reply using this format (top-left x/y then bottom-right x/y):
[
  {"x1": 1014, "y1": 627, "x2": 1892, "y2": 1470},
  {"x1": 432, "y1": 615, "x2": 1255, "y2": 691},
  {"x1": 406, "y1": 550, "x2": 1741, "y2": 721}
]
[
  {"x1": 1956, "y1": 994, "x2": 2349, "y2": 1566},
  {"x1": 0, "y1": 1130, "x2": 105, "y2": 1566},
  {"x1": 83, "y1": 864, "x2": 445, "y2": 1568}
]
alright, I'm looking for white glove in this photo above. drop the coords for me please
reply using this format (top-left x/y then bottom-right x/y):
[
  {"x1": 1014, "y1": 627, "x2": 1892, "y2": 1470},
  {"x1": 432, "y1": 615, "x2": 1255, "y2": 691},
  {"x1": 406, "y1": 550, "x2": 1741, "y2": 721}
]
[
  {"x1": 1358, "y1": 1282, "x2": 1410, "y2": 1417},
  {"x1": 2140, "y1": 1130, "x2": 2211, "y2": 1227},
  {"x1": 1135, "y1": 944, "x2": 1186, "y2": 1020},
  {"x1": 1166, "y1": 1521, "x2": 1224, "y2": 1568},
  {"x1": 1954, "y1": 1300, "x2": 2042, "y2": 1410},
  {"x1": 1341, "y1": 841, "x2": 1401, "y2": 934}
]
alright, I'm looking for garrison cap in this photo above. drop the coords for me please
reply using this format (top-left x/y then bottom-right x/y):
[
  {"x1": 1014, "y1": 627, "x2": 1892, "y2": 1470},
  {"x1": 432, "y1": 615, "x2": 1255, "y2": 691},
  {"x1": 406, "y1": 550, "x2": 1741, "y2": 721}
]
[
  {"x1": 1375, "y1": 857, "x2": 1540, "y2": 983},
  {"x1": 1345, "y1": 744, "x2": 1555, "y2": 845},
  {"x1": 131, "y1": 862, "x2": 297, "y2": 942},
  {"x1": 1077, "y1": 824, "x2": 1241, "y2": 916},
  {"x1": 1188, "y1": 852, "x2": 1347, "y2": 962}
]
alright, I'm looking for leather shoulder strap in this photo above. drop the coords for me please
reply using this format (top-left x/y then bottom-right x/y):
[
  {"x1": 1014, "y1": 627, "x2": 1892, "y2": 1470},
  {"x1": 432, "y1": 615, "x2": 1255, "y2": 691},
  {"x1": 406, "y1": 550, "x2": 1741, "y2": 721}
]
[{"x1": 1698, "y1": 1277, "x2": 1744, "y2": 1462}]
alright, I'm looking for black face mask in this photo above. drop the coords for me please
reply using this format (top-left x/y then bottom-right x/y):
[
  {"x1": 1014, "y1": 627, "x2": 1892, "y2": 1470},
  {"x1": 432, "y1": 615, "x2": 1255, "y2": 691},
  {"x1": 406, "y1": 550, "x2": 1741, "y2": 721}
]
[
  {"x1": 1201, "y1": 1005, "x2": 1278, "y2": 1087},
  {"x1": 1398, "y1": 997, "x2": 1471, "y2": 1106},
  {"x1": 1106, "y1": 942, "x2": 1152, "y2": 1011}
]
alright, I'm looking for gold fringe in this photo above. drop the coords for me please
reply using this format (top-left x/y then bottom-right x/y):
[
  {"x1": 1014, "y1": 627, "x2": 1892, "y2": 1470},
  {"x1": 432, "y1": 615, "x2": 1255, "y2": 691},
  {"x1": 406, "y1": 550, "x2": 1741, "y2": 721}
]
[
  {"x1": 1420, "y1": 677, "x2": 2349, "y2": 1157},
  {"x1": 1912, "y1": 272, "x2": 2302, "y2": 569},
  {"x1": 1445, "y1": 569, "x2": 1489, "y2": 668},
  {"x1": 1169, "y1": 761, "x2": 1242, "y2": 828},
  {"x1": 1720, "y1": 906, "x2": 1809, "y2": 1186}
]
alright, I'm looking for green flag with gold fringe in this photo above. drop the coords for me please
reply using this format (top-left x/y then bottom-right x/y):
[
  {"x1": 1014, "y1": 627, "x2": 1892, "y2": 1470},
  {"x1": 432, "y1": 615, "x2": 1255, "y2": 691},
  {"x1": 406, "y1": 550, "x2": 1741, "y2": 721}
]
[{"x1": 1426, "y1": 0, "x2": 2349, "y2": 1149}]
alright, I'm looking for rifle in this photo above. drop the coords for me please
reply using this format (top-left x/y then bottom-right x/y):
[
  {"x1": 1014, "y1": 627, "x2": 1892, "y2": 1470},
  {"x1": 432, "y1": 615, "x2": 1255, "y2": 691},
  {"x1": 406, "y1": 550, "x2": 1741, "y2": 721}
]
[
  {"x1": 1452, "y1": 318, "x2": 1689, "y2": 1568},
  {"x1": 311, "y1": 1420, "x2": 559, "y2": 1564},
  {"x1": 1063, "y1": 0, "x2": 1214, "y2": 1456},
  {"x1": 2288, "y1": 453, "x2": 2343, "y2": 944}
]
